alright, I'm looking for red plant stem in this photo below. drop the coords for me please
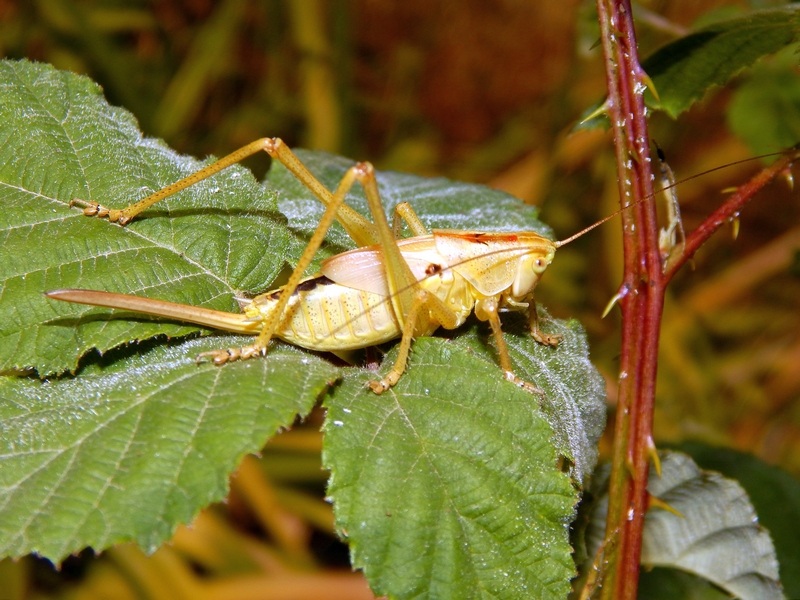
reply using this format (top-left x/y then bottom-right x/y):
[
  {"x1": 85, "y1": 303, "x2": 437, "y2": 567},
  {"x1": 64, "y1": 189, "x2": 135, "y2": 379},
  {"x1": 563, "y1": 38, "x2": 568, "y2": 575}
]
[
  {"x1": 592, "y1": 4, "x2": 799, "y2": 599},
  {"x1": 664, "y1": 149, "x2": 800, "y2": 282},
  {"x1": 595, "y1": 1, "x2": 661, "y2": 599}
]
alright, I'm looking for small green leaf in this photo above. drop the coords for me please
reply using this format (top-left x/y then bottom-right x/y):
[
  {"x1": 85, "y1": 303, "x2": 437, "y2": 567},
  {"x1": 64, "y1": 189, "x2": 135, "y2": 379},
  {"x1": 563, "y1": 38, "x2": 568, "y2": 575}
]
[
  {"x1": 579, "y1": 7, "x2": 800, "y2": 130},
  {"x1": 644, "y1": 7, "x2": 800, "y2": 118},
  {"x1": 325, "y1": 314, "x2": 605, "y2": 599}
]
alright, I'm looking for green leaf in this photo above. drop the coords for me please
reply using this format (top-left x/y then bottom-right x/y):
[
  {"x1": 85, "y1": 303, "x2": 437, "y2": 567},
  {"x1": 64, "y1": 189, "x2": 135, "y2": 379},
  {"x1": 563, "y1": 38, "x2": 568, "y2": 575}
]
[
  {"x1": 586, "y1": 452, "x2": 783, "y2": 600},
  {"x1": 0, "y1": 59, "x2": 606, "y2": 589},
  {"x1": 579, "y1": 7, "x2": 800, "y2": 130},
  {"x1": 325, "y1": 337, "x2": 577, "y2": 599},
  {"x1": 0, "y1": 59, "x2": 291, "y2": 376},
  {"x1": 0, "y1": 337, "x2": 336, "y2": 560},
  {"x1": 644, "y1": 7, "x2": 800, "y2": 118}
]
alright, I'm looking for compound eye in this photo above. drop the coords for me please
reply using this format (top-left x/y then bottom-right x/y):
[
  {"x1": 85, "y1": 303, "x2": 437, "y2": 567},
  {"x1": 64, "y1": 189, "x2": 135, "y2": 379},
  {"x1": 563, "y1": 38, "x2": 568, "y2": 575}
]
[{"x1": 512, "y1": 256, "x2": 546, "y2": 297}]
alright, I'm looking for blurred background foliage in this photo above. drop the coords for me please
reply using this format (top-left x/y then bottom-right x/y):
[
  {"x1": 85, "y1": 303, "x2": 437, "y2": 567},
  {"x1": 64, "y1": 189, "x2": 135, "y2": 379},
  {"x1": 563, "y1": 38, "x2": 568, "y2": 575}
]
[{"x1": 2, "y1": 0, "x2": 799, "y2": 597}]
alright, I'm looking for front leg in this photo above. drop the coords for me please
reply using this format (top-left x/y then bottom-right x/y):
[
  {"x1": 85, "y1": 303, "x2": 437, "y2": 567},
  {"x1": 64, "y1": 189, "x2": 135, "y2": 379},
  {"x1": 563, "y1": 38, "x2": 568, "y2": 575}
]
[
  {"x1": 477, "y1": 297, "x2": 544, "y2": 395},
  {"x1": 528, "y1": 301, "x2": 563, "y2": 347}
]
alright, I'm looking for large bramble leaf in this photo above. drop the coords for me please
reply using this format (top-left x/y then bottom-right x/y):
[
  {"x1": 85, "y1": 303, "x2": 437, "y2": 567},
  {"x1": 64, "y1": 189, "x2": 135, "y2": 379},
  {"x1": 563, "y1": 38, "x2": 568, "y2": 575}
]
[
  {"x1": 0, "y1": 337, "x2": 335, "y2": 560},
  {"x1": 0, "y1": 60, "x2": 292, "y2": 376},
  {"x1": 0, "y1": 60, "x2": 605, "y2": 597},
  {"x1": 325, "y1": 334, "x2": 587, "y2": 599}
]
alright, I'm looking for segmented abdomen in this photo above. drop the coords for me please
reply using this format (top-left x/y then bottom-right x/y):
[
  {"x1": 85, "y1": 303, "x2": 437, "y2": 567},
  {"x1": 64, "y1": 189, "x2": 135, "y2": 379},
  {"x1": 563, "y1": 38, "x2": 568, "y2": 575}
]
[
  {"x1": 246, "y1": 264, "x2": 478, "y2": 352},
  {"x1": 248, "y1": 275, "x2": 402, "y2": 351}
]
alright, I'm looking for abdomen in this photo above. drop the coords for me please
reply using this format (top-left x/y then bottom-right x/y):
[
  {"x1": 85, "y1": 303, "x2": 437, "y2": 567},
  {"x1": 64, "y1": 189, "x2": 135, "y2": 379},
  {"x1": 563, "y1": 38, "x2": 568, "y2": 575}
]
[{"x1": 247, "y1": 275, "x2": 402, "y2": 351}]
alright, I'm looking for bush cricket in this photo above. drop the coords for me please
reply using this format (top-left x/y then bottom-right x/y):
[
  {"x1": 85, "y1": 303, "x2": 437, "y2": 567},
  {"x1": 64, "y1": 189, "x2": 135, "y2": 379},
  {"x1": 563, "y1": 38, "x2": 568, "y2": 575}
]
[{"x1": 47, "y1": 138, "x2": 647, "y2": 393}]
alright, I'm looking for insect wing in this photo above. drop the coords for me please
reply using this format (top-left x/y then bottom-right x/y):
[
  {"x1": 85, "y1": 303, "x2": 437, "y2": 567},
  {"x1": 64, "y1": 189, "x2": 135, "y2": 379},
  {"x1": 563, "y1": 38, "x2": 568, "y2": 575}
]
[{"x1": 320, "y1": 235, "x2": 447, "y2": 296}]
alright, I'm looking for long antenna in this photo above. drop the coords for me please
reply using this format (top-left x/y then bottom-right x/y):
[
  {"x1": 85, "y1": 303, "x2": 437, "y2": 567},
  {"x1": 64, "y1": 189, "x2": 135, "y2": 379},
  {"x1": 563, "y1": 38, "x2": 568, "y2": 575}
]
[
  {"x1": 555, "y1": 204, "x2": 632, "y2": 248},
  {"x1": 554, "y1": 148, "x2": 790, "y2": 249}
]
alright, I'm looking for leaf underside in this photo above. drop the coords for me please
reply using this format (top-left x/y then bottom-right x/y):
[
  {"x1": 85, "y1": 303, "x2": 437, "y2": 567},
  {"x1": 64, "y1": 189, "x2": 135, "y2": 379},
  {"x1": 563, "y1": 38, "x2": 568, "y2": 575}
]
[
  {"x1": 678, "y1": 441, "x2": 800, "y2": 598},
  {"x1": 0, "y1": 60, "x2": 605, "y2": 598},
  {"x1": 586, "y1": 451, "x2": 783, "y2": 600}
]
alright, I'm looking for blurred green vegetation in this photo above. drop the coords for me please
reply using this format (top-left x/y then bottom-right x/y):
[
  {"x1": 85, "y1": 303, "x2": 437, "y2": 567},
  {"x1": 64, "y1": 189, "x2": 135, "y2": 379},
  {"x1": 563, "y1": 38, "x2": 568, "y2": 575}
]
[{"x1": 2, "y1": 1, "x2": 799, "y2": 597}]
